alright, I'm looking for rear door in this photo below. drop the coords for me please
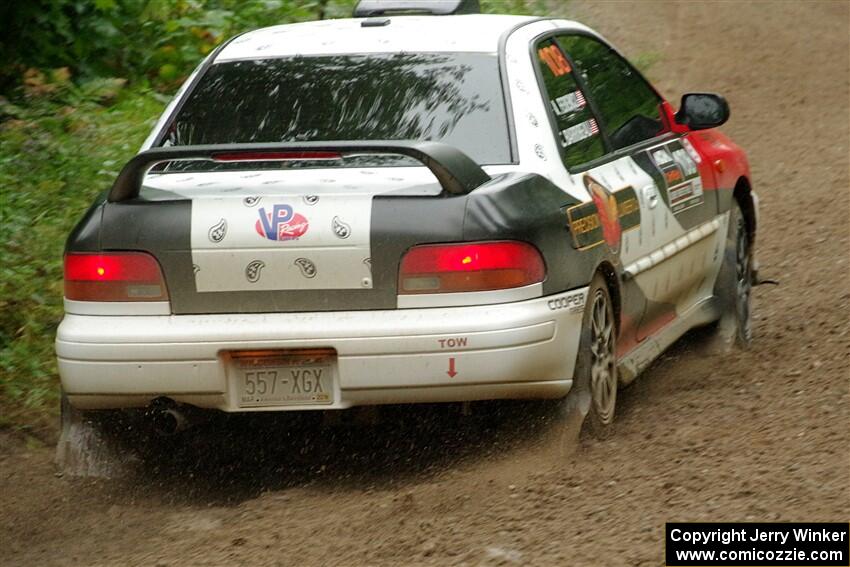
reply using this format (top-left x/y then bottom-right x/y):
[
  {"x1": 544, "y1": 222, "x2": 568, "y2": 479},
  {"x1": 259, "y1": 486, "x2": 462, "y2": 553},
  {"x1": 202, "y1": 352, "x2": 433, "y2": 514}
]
[
  {"x1": 533, "y1": 32, "x2": 720, "y2": 351},
  {"x1": 553, "y1": 33, "x2": 721, "y2": 342}
]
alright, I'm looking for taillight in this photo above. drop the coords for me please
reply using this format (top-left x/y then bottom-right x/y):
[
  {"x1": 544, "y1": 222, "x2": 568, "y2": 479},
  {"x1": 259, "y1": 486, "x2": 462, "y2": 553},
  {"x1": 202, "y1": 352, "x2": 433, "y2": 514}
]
[
  {"x1": 211, "y1": 151, "x2": 342, "y2": 162},
  {"x1": 398, "y1": 241, "x2": 546, "y2": 294},
  {"x1": 64, "y1": 252, "x2": 169, "y2": 302}
]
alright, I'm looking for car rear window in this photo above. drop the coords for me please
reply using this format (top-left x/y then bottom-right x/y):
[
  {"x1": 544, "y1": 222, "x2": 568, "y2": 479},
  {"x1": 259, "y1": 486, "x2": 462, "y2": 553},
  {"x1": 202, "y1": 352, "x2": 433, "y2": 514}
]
[{"x1": 162, "y1": 52, "x2": 511, "y2": 167}]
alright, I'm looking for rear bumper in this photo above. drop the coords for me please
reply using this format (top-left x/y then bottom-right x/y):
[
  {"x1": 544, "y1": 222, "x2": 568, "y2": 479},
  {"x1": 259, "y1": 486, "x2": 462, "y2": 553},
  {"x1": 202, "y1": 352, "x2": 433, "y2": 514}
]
[{"x1": 56, "y1": 289, "x2": 587, "y2": 411}]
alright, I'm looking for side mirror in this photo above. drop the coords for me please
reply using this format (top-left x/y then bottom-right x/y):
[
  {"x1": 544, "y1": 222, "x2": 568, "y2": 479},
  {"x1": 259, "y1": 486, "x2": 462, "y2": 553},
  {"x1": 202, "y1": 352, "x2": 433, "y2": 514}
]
[{"x1": 674, "y1": 93, "x2": 730, "y2": 130}]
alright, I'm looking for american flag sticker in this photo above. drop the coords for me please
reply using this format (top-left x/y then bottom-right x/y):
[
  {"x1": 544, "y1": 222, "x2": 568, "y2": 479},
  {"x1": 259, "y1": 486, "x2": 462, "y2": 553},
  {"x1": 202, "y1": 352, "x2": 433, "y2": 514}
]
[
  {"x1": 550, "y1": 90, "x2": 587, "y2": 116},
  {"x1": 559, "y1": 118, "x2": 600, "y2": 147}
]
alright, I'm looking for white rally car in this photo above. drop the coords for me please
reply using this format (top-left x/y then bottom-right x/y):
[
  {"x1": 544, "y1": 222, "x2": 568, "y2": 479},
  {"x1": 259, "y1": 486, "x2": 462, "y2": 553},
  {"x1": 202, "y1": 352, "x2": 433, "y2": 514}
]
[{"x1": 56, "y1": 0, "x2": 757, "y2": 456}]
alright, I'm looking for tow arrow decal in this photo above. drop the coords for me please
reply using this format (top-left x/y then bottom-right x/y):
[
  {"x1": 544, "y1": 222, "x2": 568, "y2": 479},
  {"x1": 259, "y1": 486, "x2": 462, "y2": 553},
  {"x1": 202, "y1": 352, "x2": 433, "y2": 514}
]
[{"x1": 447, "y1": 357, "x2": 457, "y2": 378}]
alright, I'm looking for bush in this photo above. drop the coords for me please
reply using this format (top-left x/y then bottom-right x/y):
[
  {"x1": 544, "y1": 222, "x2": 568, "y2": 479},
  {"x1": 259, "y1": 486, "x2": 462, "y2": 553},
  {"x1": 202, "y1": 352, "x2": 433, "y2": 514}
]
[
  {"x1": 1, "y1": 1, "x2": 547, "y2": 94},
  {"x1": 0, "y1": 1, "x2": 362, "y2": 93},
  {"x1": 0, "y1": 75, "x2": 166, "y2": 433}
]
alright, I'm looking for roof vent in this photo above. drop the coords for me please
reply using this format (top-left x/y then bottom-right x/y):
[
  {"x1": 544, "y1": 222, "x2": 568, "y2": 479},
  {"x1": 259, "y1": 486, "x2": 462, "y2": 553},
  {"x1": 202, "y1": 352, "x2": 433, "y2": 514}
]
[
  {"x1": 353, "y1": 0, "x2": 480, "y2": 17},
  {"x1": 361, "y1": 17, "x2": 391, "y2": 27}
]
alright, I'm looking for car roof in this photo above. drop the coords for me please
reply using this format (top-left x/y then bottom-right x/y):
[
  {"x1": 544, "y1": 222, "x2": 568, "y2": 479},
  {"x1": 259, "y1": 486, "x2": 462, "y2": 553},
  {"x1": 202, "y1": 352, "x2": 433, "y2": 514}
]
[{"x1": 215, "y1": 14, "x2": 541, "y2": 61}]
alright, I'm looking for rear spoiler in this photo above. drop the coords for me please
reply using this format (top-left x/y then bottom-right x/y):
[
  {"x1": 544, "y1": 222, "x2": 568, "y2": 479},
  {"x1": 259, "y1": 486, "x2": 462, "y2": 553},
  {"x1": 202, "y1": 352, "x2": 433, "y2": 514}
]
[{"x1": 107, "y1": 141, "x2": 491, "y2": 202}]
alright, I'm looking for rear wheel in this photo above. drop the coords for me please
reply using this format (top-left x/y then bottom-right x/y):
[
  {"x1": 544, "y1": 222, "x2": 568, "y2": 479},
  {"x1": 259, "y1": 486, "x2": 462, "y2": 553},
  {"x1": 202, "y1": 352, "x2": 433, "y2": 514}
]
[{"x1": 571, "y1": 273, "x2": 618, "y2": 440}]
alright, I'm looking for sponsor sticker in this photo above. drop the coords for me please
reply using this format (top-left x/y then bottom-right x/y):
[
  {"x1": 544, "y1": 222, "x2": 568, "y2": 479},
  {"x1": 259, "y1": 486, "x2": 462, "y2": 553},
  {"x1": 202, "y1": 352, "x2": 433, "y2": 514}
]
[
  {"x1": 651, "y1": 147, "x2": 674, "y2": 166},
  {"x1": 587, "y1": 176, "x2": 622, "y2": 253},
  {"x1": 564, "y1": 176, "x2": 641, "y2": 251},
  {"x1": 548, "y1": 291, "x2": 586, "y2": 313},
  {"x1": 559, "y1": 118, "x2": 599, "y2": 147},
  {"x1": 550, "y1": 90, "x2": 586, "y2": 116},
  {"x1": 255, "y1": 204, "x2": 309, "y2": 241},
  {"x1": 647, "y1": 139, "x2": 704, "y2": 215},
  {"x1": 671, "y1": 147, "x2": 699, "y2": 177},
  {"x1": 669, "y1": 178, "x2": 705, "y2": 213},
  {"x1": 615, "y1": 191, "x2": 641, "y2": 230}
]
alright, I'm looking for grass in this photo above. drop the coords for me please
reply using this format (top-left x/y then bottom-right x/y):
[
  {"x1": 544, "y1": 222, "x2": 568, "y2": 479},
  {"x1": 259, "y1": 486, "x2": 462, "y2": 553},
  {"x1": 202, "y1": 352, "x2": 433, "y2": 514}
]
[{"x1": 0, "y1": 86, "x2": 165, "y2": 435}]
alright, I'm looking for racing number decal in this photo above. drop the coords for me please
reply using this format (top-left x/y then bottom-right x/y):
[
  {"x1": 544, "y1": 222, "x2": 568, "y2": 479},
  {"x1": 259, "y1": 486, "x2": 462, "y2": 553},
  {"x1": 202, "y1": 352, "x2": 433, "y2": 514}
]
[
  {"x1": 538, "y1": 45, "x2": 572, "y2": 76},
  {"x1": 564, "y1": 175, "x2": 641, "y2": 251}
]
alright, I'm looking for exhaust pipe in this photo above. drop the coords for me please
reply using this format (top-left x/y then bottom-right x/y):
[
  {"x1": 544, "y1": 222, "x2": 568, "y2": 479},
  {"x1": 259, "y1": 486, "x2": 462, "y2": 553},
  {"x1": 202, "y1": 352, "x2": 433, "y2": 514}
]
[{"x1": 151, "y1": 407, "x2": 188, "y2": 436}]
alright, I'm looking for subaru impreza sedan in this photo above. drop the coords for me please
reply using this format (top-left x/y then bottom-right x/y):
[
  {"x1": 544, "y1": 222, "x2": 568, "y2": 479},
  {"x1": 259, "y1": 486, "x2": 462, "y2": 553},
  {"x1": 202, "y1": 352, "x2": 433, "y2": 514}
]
[{"x1": 56, "y1": 0, "x2": 757, "y2": 458}]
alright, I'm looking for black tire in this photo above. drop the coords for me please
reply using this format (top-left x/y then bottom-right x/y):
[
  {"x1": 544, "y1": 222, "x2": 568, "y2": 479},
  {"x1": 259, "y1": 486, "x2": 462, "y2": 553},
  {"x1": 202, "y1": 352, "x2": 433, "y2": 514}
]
[
  {"x1": 573, "y1": 272, "x2": 618, "y2": 440},
  {"x1": 712, "y1": 202, "x2": 753, "y2": 349}
]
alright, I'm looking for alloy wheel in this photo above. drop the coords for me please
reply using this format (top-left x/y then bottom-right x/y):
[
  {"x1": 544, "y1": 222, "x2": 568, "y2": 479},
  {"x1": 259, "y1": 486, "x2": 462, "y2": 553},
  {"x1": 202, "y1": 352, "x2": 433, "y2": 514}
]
[{"x1": 589, "y1": 289, "x2": 617, "y2": 425}]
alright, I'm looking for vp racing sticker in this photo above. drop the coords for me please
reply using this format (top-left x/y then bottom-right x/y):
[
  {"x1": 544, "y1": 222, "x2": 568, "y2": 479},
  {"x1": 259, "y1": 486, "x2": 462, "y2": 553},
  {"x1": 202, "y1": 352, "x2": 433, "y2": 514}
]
[{"x1": 255, "y1": 204, "x2": 309, "y2": 241}]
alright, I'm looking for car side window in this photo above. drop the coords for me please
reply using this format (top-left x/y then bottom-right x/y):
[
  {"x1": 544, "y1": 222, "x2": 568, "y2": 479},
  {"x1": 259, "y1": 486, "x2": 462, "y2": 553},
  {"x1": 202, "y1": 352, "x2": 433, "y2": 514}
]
[
  {"x1": 556, "y1": 35, "x2": 665, "y2": 151},
  {"x1": 534, "y1": 38, "x2": 606, "y2": 169}
]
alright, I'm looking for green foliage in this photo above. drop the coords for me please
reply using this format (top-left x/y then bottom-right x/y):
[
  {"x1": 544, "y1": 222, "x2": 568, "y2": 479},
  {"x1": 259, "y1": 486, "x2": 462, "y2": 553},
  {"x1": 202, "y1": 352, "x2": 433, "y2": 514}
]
[
  {"x1": 1, "y1": 0, "x2": 546, "y2": 94},
  {"x1": 0, "y1": 1, "x2": 359, "y2": 93},
  {"x1": 0, "y1": 78, "x2": 164, "y2": 432},
  {"x1": 481, "y1": 0, "x2": 549, "y2": 14}
]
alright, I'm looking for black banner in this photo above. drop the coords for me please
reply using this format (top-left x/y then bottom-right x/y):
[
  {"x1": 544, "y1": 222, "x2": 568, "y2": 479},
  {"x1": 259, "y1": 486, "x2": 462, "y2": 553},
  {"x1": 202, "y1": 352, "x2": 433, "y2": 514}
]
[{"x1": 666, "y1": 523, "x2": 849, "y2": 566}]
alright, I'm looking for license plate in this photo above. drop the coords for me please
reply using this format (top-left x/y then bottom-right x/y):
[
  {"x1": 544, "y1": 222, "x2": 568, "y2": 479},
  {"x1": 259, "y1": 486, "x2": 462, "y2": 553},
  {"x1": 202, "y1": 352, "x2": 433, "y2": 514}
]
[{"x1": 230, "y1": 349, "x2": 335, "y2": 407}]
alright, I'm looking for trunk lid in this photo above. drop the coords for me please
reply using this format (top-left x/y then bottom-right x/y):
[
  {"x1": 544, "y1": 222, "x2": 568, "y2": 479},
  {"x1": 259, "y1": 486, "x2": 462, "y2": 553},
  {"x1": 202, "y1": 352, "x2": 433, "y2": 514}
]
[{"x1": 99, "y1": 167, "x2": 468, "y2": 314}]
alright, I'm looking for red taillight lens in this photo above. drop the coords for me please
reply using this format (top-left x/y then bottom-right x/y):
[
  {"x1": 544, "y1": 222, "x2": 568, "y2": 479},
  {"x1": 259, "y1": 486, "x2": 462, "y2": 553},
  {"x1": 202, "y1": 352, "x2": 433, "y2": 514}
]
[
  {"x1": 64, "y1": 252, "x2": 169, "y2": 302},
  {"x1": 398, "y1": 241, "x2": 546, "y2": 294},
  {"x1": 211, "y1": 151, "x2": 342, "y2": 162}
]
